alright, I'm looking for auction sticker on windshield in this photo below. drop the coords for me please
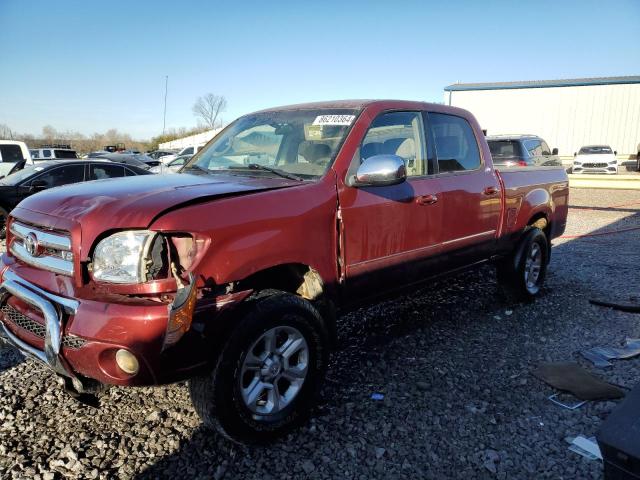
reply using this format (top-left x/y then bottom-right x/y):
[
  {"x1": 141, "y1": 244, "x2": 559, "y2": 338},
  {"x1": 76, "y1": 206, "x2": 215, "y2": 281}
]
[{"x1": 312, "y1": 115, "x2": 355, "y2": 126}]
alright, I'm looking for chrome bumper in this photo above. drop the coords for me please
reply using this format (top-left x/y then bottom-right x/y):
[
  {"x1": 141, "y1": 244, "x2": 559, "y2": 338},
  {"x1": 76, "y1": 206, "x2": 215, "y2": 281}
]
[{"x1": 0, "y1": 269, "x2": 83, "y2": 391}]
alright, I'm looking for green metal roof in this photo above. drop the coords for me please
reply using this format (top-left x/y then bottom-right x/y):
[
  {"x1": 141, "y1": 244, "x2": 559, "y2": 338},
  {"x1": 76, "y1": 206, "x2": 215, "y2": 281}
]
[{"x1": 445, "y1": 76, "x2": 640, "y2": 92}]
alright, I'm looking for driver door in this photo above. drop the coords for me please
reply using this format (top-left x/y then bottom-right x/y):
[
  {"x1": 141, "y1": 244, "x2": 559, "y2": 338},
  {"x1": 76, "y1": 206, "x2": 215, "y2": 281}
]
[{"x1": 337, "y1": 111, "x2": 443, "y2": 301}]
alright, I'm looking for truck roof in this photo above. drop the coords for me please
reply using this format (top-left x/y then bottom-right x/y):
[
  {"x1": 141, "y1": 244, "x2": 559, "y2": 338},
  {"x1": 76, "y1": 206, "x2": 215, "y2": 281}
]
[
  {"x1": 254, "y1": 99, "x2": 459, "y2": 113},
  {"x1": 486, "y1": 134, "x2": 541, "y2": 141}
]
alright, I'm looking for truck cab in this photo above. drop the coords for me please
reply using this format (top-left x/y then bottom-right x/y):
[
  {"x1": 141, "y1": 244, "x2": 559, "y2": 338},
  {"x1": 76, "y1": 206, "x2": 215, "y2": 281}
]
[{"x1": 0, "y1": 140, "x2": 33, "y2": 178}]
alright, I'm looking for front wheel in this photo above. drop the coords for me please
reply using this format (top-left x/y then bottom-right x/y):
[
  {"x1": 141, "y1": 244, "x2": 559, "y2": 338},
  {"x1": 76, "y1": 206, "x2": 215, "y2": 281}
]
[
  {"x1": 189, "y1": 290, "x2": 329, "y2": 444},
  {"x1": 497, "y1": 227, "x2": 549, "y2": 301}
]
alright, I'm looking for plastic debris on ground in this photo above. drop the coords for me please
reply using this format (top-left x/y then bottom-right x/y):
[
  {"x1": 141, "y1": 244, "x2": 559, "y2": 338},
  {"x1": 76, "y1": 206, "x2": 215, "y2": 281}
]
[
  {"x1": 582, "y1": 338, "x2": 640, "y2": 367},
  {"x1": 548, "y1": 393, "x2": 588, "y2": 410},
  {"x1": 370, "y1": 393, "x2": 384, "y2": 401},
  {"x1": 566, "y1": 435, "x2": 602, "y2": 461}
]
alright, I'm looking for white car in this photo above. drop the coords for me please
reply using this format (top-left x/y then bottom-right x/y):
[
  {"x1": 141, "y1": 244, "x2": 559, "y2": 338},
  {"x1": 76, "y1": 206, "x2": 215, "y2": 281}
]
[
  {"x1": 150, "y1": 155, "x2": 191, "y2": 174},
  {"x1": 572, "y1": 145, "x2": 618, "y2": 174},
  {"x1": 161, "y1": 144, "x2": 204, "y2": 164}
]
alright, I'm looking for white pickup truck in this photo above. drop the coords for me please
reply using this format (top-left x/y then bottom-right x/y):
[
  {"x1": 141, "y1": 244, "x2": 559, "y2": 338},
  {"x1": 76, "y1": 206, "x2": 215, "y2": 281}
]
[{"x1": 0, "y1": 141, "x2": 33, "y2": 177}]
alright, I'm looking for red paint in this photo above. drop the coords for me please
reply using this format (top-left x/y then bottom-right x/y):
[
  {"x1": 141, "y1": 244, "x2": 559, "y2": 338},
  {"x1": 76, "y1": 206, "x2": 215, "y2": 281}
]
[{"x1": 0, "y1": 100, "x2": 569, "y2": 387}]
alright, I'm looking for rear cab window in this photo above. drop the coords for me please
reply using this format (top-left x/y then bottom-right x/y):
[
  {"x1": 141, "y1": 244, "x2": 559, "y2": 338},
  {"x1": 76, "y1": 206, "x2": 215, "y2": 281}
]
[
  {"x1": 54, "y1": 149, "x2": 78, "y2": 159},
  {"x1": 0, "y1": 145, "x2": 25, "y2": 163},
  {"x1": 428, "y1": 113, "x2": 481, "y2": 173}
]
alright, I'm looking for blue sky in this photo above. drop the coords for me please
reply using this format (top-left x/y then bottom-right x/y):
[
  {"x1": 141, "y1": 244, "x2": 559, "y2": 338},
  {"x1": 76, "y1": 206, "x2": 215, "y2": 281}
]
[{"x1": 1, "y1": 0, "x2": 638, "y2": 140}]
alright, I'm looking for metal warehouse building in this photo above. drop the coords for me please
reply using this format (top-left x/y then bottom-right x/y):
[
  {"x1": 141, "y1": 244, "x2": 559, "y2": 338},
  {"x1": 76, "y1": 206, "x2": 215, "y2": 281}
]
[{"x1": 444, "y1": 76, "x2": 640, "y2": 157}]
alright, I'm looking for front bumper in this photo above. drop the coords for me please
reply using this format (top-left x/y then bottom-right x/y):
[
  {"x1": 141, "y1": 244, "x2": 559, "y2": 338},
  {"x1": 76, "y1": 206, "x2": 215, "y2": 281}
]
[
  {"x1": 573, "y1": 165, "x2": 618, "y2": 174},
  {"x1": 0, "y1": 268, "x2": 174, "y2": 389},
  {"x1": 0, "y1": 269, "x2": 84, "y2": 389},
  {"x1": 0, "y1": 266, "x2": 252, "y2": 389}
]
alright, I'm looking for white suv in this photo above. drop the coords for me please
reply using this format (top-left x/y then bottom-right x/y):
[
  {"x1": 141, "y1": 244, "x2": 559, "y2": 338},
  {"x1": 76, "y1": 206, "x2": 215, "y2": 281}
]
[{"x1": 30, "y1": 147, "x2": 78, "y2": 160}]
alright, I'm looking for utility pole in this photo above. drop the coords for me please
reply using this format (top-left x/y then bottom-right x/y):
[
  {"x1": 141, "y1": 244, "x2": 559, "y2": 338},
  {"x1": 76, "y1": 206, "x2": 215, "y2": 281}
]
[{"x1": 162, "y1": 75, "x2": 168, "y2": 135}]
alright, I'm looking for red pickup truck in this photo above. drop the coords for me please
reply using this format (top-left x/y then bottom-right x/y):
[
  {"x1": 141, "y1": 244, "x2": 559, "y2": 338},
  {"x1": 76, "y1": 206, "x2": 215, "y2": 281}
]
[{"x1": 0, "y1": 100, "x2": 568, "y2": 442}]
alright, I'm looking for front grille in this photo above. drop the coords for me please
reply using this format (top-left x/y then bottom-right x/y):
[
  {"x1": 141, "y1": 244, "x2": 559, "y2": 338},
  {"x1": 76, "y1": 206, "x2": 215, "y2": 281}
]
[
  {"x1": 9, "y1": 221, "x2": 74, "y2": 276},
  {"x1": 582, "y1": 163, "x2": 608, "y2": 168},
  {"x1": 1, "y1": 304, "x2": 85, "y2": 349}
]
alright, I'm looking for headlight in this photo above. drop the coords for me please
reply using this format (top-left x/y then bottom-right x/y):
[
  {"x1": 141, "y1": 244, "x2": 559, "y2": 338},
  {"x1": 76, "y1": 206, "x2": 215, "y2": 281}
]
[
  {"x1": 608, "y1": 160, "x2": 617, "y2": 164},
  {"x1": 92, "y1": 230, "x2": 156, "y2": 283},
  {"x1": 573, "y1": 161, "x2": 581, "y2": 165}
]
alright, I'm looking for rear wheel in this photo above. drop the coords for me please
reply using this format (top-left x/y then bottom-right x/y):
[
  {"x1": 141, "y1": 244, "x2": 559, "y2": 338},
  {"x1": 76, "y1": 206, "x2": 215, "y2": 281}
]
[
  {"x1": 189, "y1": 290, "x2": 329, "y2": 444},
  {"x1": 497, "y1": 227, "x2": 549, "y2": 301}
]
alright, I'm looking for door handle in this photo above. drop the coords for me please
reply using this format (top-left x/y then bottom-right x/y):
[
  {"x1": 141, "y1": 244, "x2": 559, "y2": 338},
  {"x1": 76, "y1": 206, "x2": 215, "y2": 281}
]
[
  {"x1": 483, "y1": 186, "x2": 498, "y2": 196},
  {"x1": 416, "y1": 194, "x2": 438, "y2": 205}
]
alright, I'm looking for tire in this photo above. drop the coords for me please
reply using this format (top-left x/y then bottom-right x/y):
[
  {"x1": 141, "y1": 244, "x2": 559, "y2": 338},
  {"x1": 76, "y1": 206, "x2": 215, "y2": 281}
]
[
  {"x1": 0, "y1": 207, "x2": 8, "y2": 240},
  {"x1": 496, "y1": 227, "x2": 549, "y2": 301},
  {"x1": 189, "y1": 290, "x2": 329, "y2": 444}
]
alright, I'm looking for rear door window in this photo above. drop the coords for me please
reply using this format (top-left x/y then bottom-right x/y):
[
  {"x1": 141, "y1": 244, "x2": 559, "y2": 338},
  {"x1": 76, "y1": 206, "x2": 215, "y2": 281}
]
[
  {"x1": 0, "y1": 145, "x2": 24, "y2": 162},
  {"x1": 43, "y1": 150, "x2": 51, "y2": 158},
  {"x1": 90, "y1": 164, "x2": 126, "y2": 180},
  {"x1": 429, "y1": 113, "x2": 481, "y2": 172}
]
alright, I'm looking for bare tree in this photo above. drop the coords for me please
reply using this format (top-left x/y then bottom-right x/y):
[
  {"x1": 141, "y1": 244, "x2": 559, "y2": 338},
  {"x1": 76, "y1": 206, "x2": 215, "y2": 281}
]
[
  {"x1": 0, "y1": 124, "x2": 14, "y2": 139},
  {"x1": 192, "y1": 94, "x2": 227, "y2": 129}
]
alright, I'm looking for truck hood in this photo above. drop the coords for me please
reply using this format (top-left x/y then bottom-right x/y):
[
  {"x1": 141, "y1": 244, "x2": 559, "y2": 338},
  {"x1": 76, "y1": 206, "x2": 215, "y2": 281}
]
[{"x1": 14, "y1": 173, "x2": 299, "y2": 229}]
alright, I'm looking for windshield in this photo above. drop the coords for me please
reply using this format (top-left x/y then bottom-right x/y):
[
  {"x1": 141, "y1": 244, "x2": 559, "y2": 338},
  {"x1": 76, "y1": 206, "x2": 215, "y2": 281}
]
[
  {"x1": 488, "y1": 140, "x2": 523, "y2": 158},
  {"x1": 184, "y1": 109, "x2": 359, "y2": 179},
  {"x1": 578, "y1": 146, "x2": 613, "y2": 155},
  {"x1": 0, "y1": 165, "x2": 43, "y2": 185}
]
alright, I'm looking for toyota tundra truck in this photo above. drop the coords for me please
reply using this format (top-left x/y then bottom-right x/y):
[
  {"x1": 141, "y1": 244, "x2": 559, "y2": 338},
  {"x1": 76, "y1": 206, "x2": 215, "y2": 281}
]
[{"x1": 0, "y1": 100, "x2": 569, "y2": 443}]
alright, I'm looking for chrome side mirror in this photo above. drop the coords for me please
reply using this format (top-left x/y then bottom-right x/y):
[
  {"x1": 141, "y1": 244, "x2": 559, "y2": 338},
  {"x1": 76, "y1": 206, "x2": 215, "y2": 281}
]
[{"x1": 351, "y1": 154, "x2": 407, "y2": 187}]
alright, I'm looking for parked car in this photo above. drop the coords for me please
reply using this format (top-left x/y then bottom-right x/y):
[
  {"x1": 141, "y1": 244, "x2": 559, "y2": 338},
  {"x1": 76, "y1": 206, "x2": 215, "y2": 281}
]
[
  {"x1": 161, "y1": 144, "x2": 205, "y2": 164},
  {"x1": 148, "y1": 149, "x2": 179, "y2": 160},
  {"x1": 150, "y1": 154, "x2": 191, "y2": 174},
  {"x1": 487, "y1": 135, "x2": 561, "y2": 169},
  {"x1": 572, "y1": 145, "x2": 618, "y2": 174},
  {"x1": 93, "y1": 153, "x2": 160, "y2": 169},
  {"x1": 0, "y1": 100, "x2": 568, "y2": 443},
  {"x1": 0, "y1": 159, "x2": 150, "y2": 237},
  {"x1": 87, "y1": 151, "x2": 111, "y2": 158},
  {"x1": 0, "y1": 140, "x2": 33, "y2": 178},
  {"x1": 29, "y1": 147, "x2": 78, "y2": 160}
]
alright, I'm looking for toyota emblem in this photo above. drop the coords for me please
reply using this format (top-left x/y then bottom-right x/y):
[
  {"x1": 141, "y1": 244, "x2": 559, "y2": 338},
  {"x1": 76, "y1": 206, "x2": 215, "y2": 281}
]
[{"x1": 24, "y1": 233, "x2": 39, "y2": 257}]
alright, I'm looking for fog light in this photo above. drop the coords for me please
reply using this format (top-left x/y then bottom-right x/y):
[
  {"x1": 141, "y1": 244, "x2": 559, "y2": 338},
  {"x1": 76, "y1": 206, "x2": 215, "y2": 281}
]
[{"x1": 115, "y1": 349, "x2": 139, "y2": 375}]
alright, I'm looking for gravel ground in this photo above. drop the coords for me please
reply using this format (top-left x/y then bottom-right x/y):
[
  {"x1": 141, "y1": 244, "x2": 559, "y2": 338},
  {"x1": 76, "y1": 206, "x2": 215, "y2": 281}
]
[{"x1": 1, "y1": 187, "x2": 639, "y2": 479}]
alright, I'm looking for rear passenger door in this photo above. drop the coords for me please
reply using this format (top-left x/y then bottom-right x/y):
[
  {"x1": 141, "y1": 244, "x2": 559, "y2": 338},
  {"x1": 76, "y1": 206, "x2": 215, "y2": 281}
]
[{"x1": 427, "y1": 112, "x2": 501, "y2": 267}]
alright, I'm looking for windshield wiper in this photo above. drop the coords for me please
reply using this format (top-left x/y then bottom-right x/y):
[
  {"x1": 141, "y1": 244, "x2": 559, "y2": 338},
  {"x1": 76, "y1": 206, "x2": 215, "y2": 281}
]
[{"x1": 229, "y1": 163, "x2": 304, "y2": 181}]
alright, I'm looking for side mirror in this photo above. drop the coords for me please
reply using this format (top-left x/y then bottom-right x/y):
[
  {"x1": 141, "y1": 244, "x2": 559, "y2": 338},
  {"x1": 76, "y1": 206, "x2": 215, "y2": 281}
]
[
  {"x1": 574, "y1": 152, "x2": 577, "y2": 157},
  {"x1": 30, "y1": 179, "x2": 48, "y2": 190},
  {"x1": 350, "y1": 154, "x2": 407, "y2": 187},
  {"x1": 552, "y1": 148, "x2": 558, "y2": 155},
  {"x1": 614, "y1": 150, "x2": 617, "y2": 155}
]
